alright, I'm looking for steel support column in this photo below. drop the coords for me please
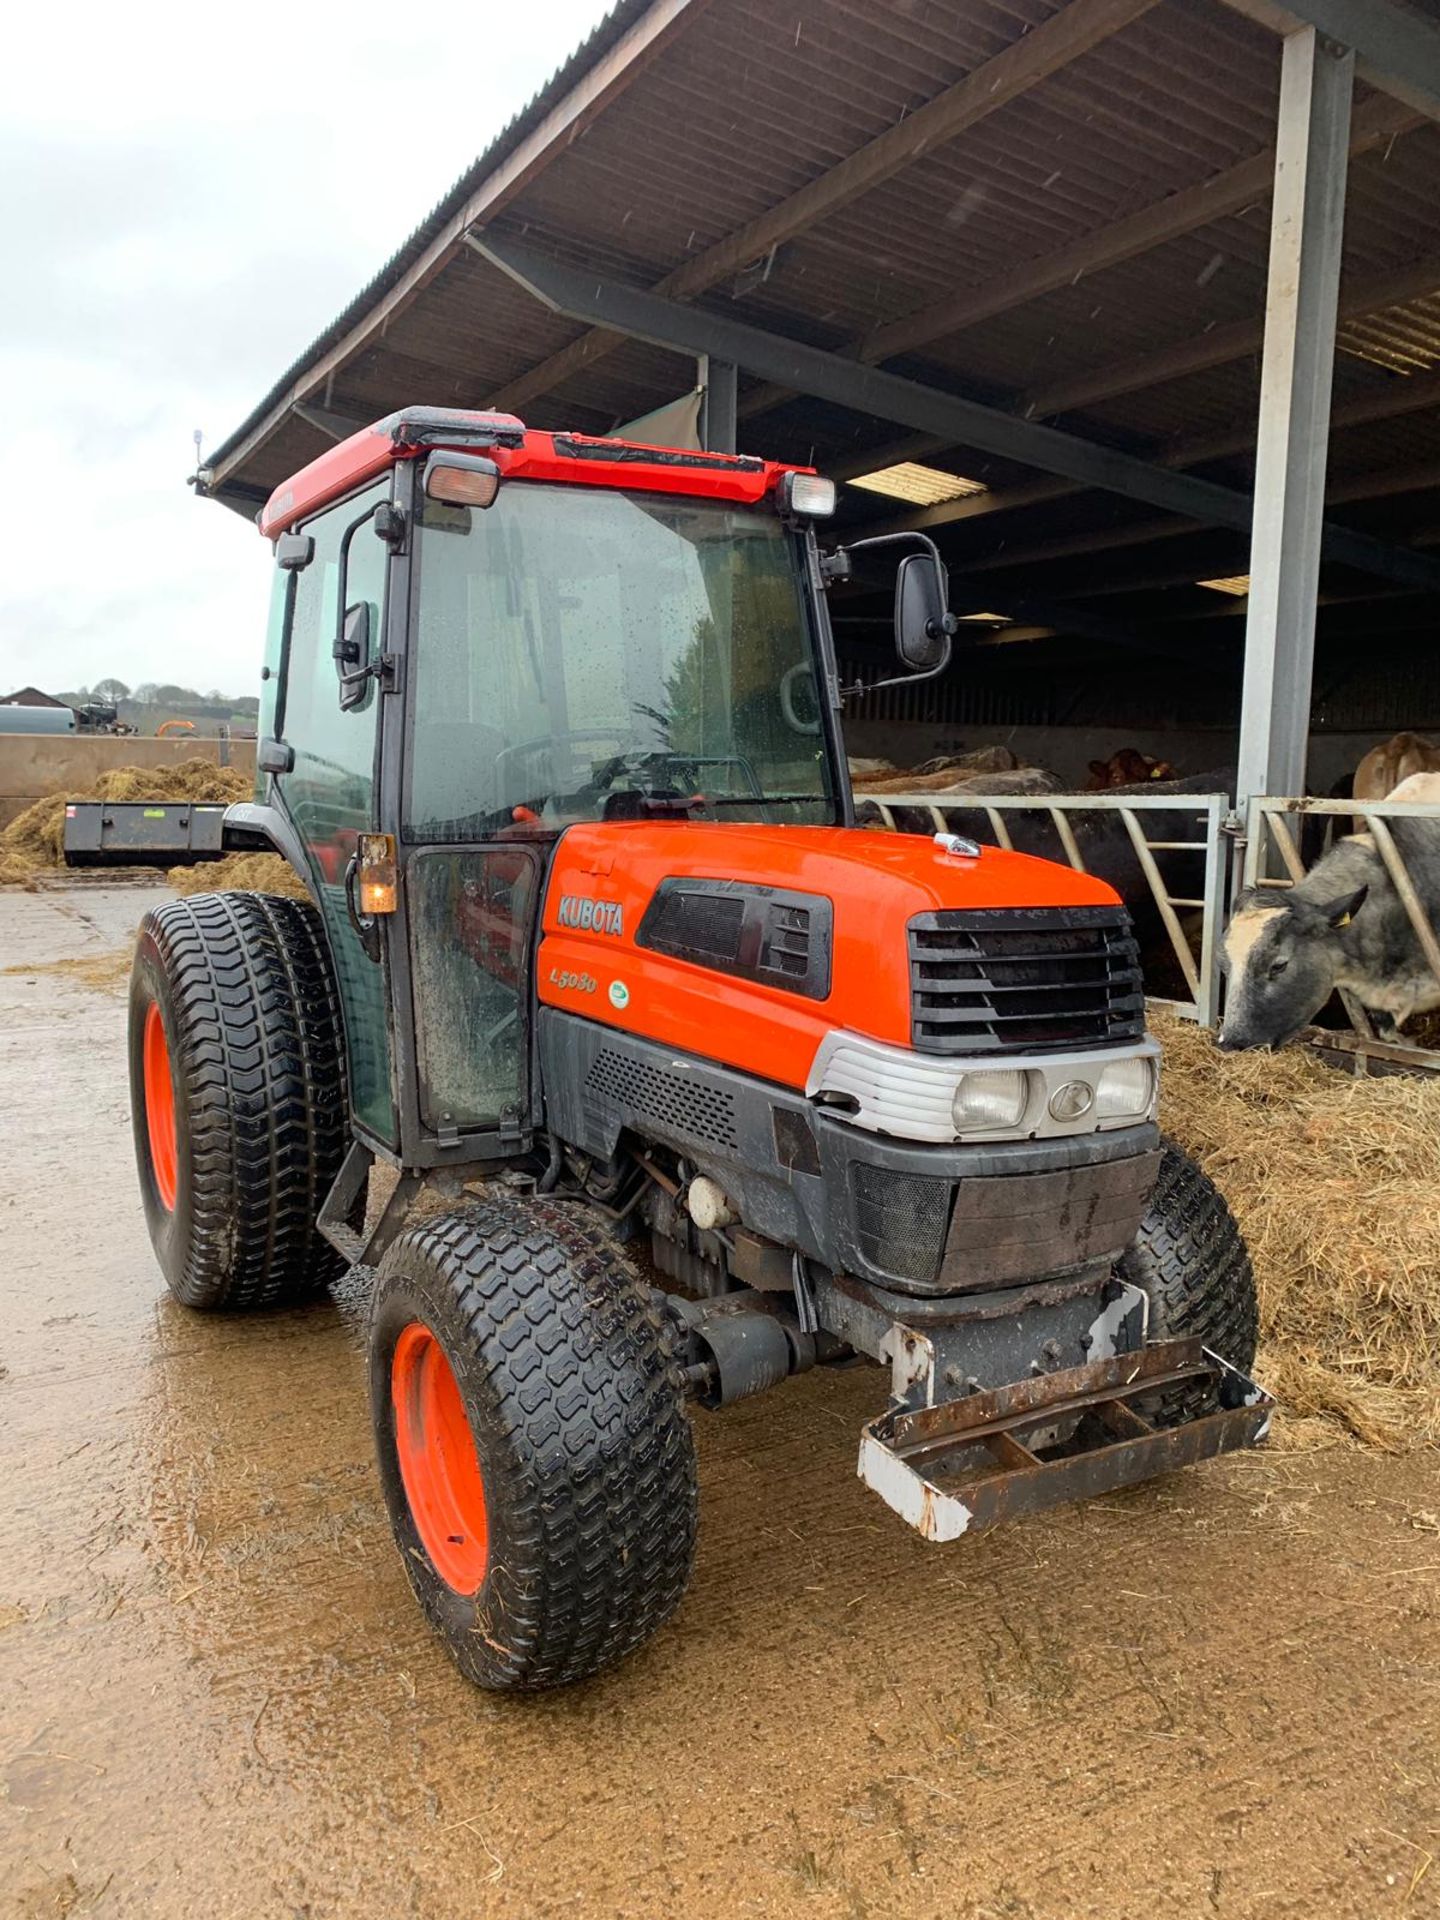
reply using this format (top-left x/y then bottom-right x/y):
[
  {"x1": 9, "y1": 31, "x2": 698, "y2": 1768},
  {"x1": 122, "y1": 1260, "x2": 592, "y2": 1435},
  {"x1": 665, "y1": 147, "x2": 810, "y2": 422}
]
[
  {"x1": 700, "y1": 357, "x2": 737, "y2": 452},
  {"x1": 1236, "y1": 27, "x2": 1353, "y2": 812}
]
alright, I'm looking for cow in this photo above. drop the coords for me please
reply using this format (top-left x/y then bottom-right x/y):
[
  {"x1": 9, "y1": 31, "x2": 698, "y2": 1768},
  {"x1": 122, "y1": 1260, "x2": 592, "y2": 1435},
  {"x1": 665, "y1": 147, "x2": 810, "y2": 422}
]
[
  {"x1": 1352, "y1": 732, "x2": 1440, "y2": 804},
  {"x1": 850, "y1": 745, "x2": 1031, "y2": 794},
  {"x1": 1087, "y1": 748, "x2": 1177, "y2": 790},
  {"x1": 1218, "y1": 772, "x2": 1440, "y2": 1050}
]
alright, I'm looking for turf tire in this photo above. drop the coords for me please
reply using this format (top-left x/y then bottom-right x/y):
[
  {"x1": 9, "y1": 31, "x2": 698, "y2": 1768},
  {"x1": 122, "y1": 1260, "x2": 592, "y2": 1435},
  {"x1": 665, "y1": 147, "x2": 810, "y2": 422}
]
[
  {"x1": 370, "y1": 1198, "x2": 698, "y2": 1691},
  {"x1": 1119, "y1": 1138, "x2": 1259, "y2": 1422},
  {"x1": 129, "y1": 889, "x2": 350, "y2": 1310}
]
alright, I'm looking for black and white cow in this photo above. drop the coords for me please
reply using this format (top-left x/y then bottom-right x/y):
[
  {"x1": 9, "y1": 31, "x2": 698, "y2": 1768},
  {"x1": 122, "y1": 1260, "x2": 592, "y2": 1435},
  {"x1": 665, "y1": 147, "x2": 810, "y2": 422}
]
[{"x1": 1219, "y1": 773, "x2": 1440, "y2": 1050}]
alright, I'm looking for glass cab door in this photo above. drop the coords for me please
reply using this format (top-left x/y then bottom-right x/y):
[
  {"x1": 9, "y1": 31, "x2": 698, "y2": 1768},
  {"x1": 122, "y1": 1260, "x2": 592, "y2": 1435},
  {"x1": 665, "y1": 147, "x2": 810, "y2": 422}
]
[{"x1": 271, "y1": 479, "x2": 396, "y2": 1144}]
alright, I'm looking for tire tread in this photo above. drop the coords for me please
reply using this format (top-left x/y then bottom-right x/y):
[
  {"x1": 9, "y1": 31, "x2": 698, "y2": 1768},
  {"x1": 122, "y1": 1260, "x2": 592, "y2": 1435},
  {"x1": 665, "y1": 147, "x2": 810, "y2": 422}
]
[
  {"x1": 135, "y1": 890, "x2": 349, "y2": 1309},
  {"x1": 372, "y1": 1198, "x2": 697, "y2": 1690}
]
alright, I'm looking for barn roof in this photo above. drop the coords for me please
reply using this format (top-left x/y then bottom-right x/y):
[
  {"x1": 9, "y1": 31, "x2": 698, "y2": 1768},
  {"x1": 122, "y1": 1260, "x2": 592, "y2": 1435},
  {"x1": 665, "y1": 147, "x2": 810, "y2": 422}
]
[{"x1": 203, "y1": 0, "x2": 1440, "y2": 698}]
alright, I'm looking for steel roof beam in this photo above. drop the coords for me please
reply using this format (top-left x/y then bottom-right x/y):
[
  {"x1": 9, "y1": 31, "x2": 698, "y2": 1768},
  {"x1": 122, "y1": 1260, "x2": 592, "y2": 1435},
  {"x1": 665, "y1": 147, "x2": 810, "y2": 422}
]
[
  {"x1": 474, "y1": 231, "x2": 1440, "y2": 592},
  {"x1": 1026, "y1": 252, "x2": 1440, "y2": 418},
  {"x1": 484, "y1": 0, "x2": 1161, "y2": 414},
  {"x1": 841, "y1": 362, "x2": 1440, "y2": 538},
  {"x1": 1216, "y1": 0, "x2": 1440, "y2": 124}
]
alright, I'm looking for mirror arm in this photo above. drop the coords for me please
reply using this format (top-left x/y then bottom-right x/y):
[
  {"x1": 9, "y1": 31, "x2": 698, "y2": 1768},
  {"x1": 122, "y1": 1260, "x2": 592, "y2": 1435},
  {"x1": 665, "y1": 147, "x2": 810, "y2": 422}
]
[
  {"x1": 839, "y1": 653, "x2": 953, "y2": 702},
  {"x1": 829, "y1": 529, "x2": 960, "y2": 703},
  {"x1": 333, "y1": 502, "x2": 383, "y2": 667}
]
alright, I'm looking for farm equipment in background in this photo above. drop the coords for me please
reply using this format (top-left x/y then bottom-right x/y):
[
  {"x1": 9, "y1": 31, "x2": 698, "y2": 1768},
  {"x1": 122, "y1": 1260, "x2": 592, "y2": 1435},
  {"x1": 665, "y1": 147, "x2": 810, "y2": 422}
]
[{"x1": 127, "y1": 406, "x2": 1268, "y2": 1693}]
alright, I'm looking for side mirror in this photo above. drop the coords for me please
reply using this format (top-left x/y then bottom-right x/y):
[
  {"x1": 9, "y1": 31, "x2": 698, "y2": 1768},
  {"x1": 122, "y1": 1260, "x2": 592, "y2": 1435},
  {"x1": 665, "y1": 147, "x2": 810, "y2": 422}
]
[
  {"x1": 822, "y1": 529, "x2": 961, "y2": 704},
  {"x1": 275, "y1": 532, "x2": 314, "y2": 571},
  {"x1": 895, "y1": 551, "x2": 954, "y2": 673},
  {"x1": 335, "y1": 602, "x2": 371, "y2": 711}
]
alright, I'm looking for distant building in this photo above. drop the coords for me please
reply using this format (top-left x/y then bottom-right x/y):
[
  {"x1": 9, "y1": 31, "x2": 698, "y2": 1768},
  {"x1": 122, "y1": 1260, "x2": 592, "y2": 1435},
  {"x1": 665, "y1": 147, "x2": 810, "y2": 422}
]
[{"x1": 1, "y1": 686, "x2": 67, "y2": 708}]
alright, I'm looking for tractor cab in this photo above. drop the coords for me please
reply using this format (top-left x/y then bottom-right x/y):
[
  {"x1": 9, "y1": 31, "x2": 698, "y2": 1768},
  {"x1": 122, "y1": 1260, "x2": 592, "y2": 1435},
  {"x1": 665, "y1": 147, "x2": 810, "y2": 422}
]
[{"x1": 233, "y1": 406, "x2": 940, "y2": 1168}]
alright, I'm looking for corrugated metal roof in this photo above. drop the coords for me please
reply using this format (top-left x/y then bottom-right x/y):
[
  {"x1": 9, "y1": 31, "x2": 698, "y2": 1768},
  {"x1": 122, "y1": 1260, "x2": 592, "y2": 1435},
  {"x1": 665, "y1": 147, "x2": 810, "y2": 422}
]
[{"x1": 209, "y1": 0, "x2": 1440, "y2": 651}]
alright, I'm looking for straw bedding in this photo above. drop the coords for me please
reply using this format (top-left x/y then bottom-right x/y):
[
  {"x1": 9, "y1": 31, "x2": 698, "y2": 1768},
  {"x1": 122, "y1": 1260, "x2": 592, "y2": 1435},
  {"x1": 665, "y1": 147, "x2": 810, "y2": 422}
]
[
  {"x1": 165, "y1": 851, "x2": 308, "y2": 899},
  {"x1": 1152, "y1": 1005, "x2": 1440, "y2": 1451}
]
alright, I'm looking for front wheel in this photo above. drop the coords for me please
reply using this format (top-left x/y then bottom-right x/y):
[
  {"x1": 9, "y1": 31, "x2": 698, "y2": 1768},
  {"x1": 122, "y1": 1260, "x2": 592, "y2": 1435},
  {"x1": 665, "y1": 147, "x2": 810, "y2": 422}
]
[
  {"x1": 1119, "y1": 1140, "x2": 1260, "y2": 1422},
  {"x1": 369, "y1": 1199, "x2": 697, "y2": 1690}
]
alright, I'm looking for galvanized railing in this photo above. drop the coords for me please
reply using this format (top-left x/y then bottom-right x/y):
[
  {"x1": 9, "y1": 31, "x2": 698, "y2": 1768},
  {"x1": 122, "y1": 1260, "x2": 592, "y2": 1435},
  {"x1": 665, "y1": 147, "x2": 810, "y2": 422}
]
[
  {"x1": 1245, "y1": 794, "x2": 1440, "y2": 1061},
  {"x1": 858, "y1": 789, "x2": 1229, "y2": 1026}
]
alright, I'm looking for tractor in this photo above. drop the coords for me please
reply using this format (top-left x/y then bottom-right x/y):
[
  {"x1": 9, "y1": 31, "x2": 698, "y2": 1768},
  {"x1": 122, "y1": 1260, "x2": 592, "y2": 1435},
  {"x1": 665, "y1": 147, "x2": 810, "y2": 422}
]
[{"x1": 129, "y1": 407, "x2": 1268, "y2": 1691}]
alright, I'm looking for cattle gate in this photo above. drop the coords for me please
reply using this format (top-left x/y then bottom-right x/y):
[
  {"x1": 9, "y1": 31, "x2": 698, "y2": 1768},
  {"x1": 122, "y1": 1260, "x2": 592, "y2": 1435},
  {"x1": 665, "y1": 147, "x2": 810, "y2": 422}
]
[{"x1": 857, "y1": 790, "x2": 1230, "y2": 1029}]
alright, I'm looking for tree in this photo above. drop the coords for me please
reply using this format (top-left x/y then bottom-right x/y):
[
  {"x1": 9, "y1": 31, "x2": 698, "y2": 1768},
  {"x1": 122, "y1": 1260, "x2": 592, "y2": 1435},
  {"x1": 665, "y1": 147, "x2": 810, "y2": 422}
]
[{"x1": 92, "y1": 677, "x2": 130, "y2": 703}]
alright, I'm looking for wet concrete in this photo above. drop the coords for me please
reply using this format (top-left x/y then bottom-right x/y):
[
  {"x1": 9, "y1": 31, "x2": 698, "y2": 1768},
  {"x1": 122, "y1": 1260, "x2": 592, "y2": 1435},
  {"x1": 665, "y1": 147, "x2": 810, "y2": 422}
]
[{"x1": 2, "y1": 882, "x2": 1438, "y2": 1919}]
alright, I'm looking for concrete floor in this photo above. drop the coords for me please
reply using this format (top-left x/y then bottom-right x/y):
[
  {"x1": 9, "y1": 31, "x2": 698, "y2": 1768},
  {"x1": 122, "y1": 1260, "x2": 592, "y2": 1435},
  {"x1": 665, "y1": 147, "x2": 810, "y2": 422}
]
[{"x1": 2, "y1": 881, "x2": 1438, "y2": 1919}]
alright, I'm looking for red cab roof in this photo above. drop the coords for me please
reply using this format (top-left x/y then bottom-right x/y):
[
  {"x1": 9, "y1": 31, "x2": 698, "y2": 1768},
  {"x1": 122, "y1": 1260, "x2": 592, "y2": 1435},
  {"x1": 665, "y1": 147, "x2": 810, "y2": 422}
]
[{"x1": 258, "y1": 406, "x2": 813, "y2": 539}]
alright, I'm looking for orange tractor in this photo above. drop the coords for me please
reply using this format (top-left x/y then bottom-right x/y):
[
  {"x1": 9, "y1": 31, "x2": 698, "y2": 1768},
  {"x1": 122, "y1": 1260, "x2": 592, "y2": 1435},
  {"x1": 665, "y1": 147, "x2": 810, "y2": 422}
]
[{"x1": 129, "y1": 408, "x2": 1267, "y2": 1690}]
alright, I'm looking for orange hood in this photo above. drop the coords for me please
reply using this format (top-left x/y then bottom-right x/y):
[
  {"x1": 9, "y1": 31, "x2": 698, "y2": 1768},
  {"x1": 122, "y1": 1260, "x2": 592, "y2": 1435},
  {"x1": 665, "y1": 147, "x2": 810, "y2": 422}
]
[{"x1": 535, "y1": 822, "x2": 1120, "y2": 1093}]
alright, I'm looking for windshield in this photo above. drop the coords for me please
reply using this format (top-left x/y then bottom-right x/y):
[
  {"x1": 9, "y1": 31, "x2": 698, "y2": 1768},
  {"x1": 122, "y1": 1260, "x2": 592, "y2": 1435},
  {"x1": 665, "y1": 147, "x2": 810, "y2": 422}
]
[{"x1": 406, "y1": 482, "x2": 835, "y2": 837}]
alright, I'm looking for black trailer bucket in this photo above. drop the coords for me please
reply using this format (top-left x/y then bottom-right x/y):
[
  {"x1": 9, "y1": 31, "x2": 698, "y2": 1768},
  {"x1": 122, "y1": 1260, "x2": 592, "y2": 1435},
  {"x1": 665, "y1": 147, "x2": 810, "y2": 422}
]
[
  {"x1": 858, "y1": 1339, "x2": 1271, "y2": 1541},
  {"x1": 62, "y1": 801, "x2": 229, "y2": 868}
]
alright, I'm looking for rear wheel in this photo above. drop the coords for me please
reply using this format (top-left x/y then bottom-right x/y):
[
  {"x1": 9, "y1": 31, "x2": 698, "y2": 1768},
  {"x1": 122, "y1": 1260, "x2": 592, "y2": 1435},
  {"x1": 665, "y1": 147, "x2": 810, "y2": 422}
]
[
  {"x1": 128, "y1": 890, "x2": 350, "y2": 1310},
  {"x1": 1119, "y1": 1139, "x2": 1259, "y2": 1422},
  {"x1": 369, "y1": 1199, "x2": 697, "y2": 1690}
]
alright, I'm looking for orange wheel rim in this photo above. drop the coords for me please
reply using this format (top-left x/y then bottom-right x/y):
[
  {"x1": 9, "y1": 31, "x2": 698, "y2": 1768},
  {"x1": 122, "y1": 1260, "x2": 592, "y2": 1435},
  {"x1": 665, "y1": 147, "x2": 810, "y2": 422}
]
[
  {"x1": 391, "y1": 1322, "x2": 489, "y2": 1594},
  {"x1": 142, "y1": 1002, "x2": 178, "y2": 1212}
]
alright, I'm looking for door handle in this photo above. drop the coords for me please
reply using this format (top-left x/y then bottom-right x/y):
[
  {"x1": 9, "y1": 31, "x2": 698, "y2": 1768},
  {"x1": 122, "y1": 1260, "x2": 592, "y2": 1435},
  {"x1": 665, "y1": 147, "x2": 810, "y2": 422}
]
[{"x1": 344, "y1": 854, "x2": 382, "y2": 963}]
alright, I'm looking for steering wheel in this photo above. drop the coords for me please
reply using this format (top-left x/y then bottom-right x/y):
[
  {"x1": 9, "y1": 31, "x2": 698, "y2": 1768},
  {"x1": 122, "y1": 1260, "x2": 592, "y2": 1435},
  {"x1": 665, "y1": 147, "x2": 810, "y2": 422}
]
[
  {"x1": 493, "y1": 728, "x2": 630, "y2": 792},
  {"x1": 780, "y1": 663, "x2": 822, "y2": 736}
]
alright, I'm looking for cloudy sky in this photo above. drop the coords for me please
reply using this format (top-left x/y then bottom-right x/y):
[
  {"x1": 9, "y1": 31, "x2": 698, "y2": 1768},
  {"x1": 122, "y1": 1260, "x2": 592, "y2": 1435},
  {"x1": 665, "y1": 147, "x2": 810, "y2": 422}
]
[{"x1": 2, "y1": 0, "x2": 610, "y2": 701}]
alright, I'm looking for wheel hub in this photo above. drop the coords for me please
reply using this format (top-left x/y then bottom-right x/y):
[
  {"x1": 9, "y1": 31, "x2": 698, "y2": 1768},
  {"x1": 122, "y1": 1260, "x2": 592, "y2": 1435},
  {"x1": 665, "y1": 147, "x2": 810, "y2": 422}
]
[
  {"x1": 391, "y1": 1322, "x2": 490, "y2": 1594},
  {"x1": 142, "y1": 1001, "x2": 178, "y2": 1212}
]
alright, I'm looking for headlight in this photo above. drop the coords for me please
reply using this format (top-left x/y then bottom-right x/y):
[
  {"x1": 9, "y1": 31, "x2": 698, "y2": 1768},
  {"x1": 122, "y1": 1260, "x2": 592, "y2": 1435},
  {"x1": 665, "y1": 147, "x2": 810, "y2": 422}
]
[
  {"x1": 1095, "y1": 1056, "x2": 1154, "y2": 1119},
  {"x1": 779, "y1": 471, "x2": 836, "y2": 517},
  {"x1": 952, "y1": 1069, "x2": 1027, "y2": 1133}
]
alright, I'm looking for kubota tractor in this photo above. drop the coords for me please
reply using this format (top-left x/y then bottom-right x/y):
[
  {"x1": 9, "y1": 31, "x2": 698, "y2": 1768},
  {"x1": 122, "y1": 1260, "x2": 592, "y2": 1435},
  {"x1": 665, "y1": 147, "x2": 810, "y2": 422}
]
[{"x1": 130, "y1": 407, "x2": 1268, "y2": 1691}]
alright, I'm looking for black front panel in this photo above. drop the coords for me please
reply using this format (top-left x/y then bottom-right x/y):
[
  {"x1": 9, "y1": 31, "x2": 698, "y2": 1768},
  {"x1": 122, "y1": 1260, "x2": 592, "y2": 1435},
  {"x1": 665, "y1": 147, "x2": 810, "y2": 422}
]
[
  {"x1": 637, "y1": 878, "x2": 832, "y2": 999},
  {"x1": 908, "y1": 906, "x2": 1144, "y2": 1055},
  {"x1": 846, "y1": 1150, "x2": 1161, "y2": 1295}
]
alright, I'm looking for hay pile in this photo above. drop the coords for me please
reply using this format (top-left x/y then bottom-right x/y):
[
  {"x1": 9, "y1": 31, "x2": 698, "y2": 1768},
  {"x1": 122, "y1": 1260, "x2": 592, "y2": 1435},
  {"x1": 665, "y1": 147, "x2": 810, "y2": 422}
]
[
  {"x1": 166, "y1": 852, "x2": 307, "y2": 900},
  {"x1": 1153, "y1": 1005, "x2": 1440, "y2": 1451},
  {"x1": 0, "y1": 760, "x2": 251, "y2": 885}
]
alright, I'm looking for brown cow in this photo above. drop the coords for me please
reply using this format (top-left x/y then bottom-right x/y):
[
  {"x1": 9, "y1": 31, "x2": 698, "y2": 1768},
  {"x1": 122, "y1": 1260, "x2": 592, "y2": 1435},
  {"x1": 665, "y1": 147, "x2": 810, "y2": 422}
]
[
  {"x1": 1086, "y1": 748, "x2": 1177, "y2": 790},
  {"x1": 1352, "y1": 732, "x2": 1440, "y2": 803}
]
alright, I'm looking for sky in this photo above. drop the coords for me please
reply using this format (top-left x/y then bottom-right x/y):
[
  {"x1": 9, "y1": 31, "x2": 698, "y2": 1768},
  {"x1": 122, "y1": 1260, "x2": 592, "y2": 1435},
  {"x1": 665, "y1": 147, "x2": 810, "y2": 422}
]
[{"x1": 0, "y1": 0, "x2": 611, "y2": 701}]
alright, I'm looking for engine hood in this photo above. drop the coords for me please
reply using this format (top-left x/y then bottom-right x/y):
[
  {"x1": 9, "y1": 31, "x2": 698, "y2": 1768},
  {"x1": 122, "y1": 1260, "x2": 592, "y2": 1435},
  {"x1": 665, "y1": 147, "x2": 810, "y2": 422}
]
[{"x1": 536, "y1": 821, "x2": 1122, "y2": 1092}]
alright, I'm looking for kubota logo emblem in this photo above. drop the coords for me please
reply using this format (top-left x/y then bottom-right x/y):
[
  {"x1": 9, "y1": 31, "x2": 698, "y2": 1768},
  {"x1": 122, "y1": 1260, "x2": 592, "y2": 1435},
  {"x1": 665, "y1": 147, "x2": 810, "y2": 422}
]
[{"x1": 557, "y1": 893, "x2": 624, "y2": 935}]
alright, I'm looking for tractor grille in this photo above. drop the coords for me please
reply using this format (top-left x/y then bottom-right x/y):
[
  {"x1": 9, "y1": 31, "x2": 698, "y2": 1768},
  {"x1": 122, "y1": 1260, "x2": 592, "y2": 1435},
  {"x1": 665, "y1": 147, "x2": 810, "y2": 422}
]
[
  {"x1": 584, "y1": 1047, "x2": 740, "y2": 1150},
  {"x1": 908, "y1": 907, "x2": 1144, "y2": 1055}
]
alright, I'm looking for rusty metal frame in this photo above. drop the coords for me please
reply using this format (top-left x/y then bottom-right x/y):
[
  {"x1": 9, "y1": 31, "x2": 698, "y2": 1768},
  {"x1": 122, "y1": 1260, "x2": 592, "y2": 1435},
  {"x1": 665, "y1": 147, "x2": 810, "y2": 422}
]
[
  {"x1": 860, "y1": 789, "x2": 1229, "y2": 1026},
  {"x1": 858, "y1": 1338, "x2": 1272, "y2": 1542},
  {"x1": 1244, "y1": 791, "x2": 1440, "y2": 1068}
]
